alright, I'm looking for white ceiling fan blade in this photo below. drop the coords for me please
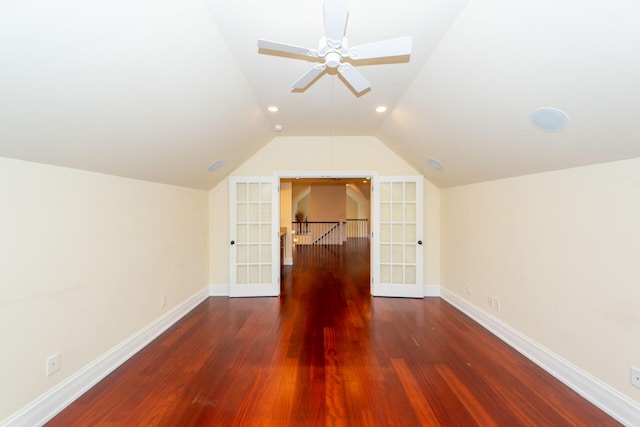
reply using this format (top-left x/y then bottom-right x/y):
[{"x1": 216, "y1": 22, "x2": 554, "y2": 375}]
[
  {"x1": 292, "y1": 64, "x2": 327, "y2": 90},
  {"x1": 323, "y1": 0, "x2": 349, "y2": 48},
  {"x1": 338, "y1": 63, "x2": 370, "y2": 93},
  {"x1": 258, "y1": 39, "x2": 319, "y2": 58},
  {"x1": 348, "y1": 36, "x2": 412, "y2": 60}
]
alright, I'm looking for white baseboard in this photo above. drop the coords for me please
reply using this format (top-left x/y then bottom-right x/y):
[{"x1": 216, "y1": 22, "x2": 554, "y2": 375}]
[
  {"x1": 439, "y1": 288, "x2": 640, "y2": 427},
  {"x1": 209, "y1": 284, "x2": 229, "y2": 296},
  {"x1": 283, "y1": 257, "x2": 293, "y2": 266},
  {"x1": 1, "y1": 287, "x2": 210, "y2": 427}
]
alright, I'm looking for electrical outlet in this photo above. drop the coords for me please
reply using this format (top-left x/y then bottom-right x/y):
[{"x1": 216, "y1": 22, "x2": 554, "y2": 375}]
[
  {"x1": 46, "y1": 353, "x2": 60, "y2": 377},
  {"x1": 466, "y1": 286, "x2": 473, "y2": 296},
  {"x1": 631, "y1": 366, "x2": 640, "y2": 389},
  {"x1": 161, "y1": 295, "x2": 167, "y2": 308},
  {"x1": 494, "y1": 298, "x2": 501, "y2": 312}
]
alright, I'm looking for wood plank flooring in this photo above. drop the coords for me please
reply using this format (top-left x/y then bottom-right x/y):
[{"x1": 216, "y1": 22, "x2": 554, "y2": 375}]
[{"x1": 48, "y1": 239, "x2": 621, "y2": 426}]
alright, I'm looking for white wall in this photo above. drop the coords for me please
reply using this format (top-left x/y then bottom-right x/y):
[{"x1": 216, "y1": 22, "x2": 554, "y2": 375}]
[
  {"x1": 441, "y1": 157, "x2": 640, "y2": 404},
  {"x1": 209, "y1": 136, "x2": 441, "y2": 289},
  {"x1": 0, "y1": 157, "x2": 209, "y2": 421}
]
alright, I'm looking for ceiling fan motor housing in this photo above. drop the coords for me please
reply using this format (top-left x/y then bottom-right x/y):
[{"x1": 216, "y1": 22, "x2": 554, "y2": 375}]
[{"x1": 325, "y1": 51, "x2": 342, "y2": 68}]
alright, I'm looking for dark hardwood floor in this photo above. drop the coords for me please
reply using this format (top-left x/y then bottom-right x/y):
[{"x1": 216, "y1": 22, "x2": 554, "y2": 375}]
[{"x1": 48, "y1": 239, "x2": 621, "y2": 426}]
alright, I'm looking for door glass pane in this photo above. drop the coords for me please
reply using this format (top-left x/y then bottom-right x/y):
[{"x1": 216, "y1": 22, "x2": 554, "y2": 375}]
[
  {"x1": 249, "y1": 224, "x2": 260, "y2": 241},
  {"x1": 237, "y1": 265, "x2": 247, "y2": 284},
  {"x1": 261, "y1": 224, "x2": 271, "y2": 241},
  {"x1": 248, "y1": 183, "x2": 260, "y2": 201},
  {"x1": 405, "y1": 266, "x2": 416, "y2": 284},
  {"x1": 249, "y1": 245, "x2": 260, "y2": 263},
  {"x1": 380, "y1": 244, "x2": 391, "y2": 263},
  {"x1": 380, "y1": 224, "x2": 391, "y2": 242},
  {"x1": 405, "y1": 182, "x2": 416, "y2": 202},
  {"x1": 237, "y1": 225, "x2": 247, "y2": 242},
  {"x1": 380, "y1": 265, "x2": 391, "y2": 282},
  {"x1": 249, "y1": 265, "x2": 260, "y2": 283},
  {"x1": 380, "y1": 203, "x2": 391, "y2": 221},
  {"x1": 261, "y1": 244, "x2": 271, "y2": 263},
  {"x1": 260, "y1": 205, "x2": 271, "y2": 221},
  {"x1": 237, "y1": 183, "x2": 247, "y2": 202},
  {"x1": 392, "y1": 244, "x2": 403, "y2": 263},
  {"x1": 237, "y1": 204, "x2": 247, "y2": 222},
  {"x1": 405, "y1": 245, "x2": 416, "y2": 263},
  {"x1": 392, "y1": 224, "x2": 404, "y2": 243},
  {"x1": 261, "y1": 265, "x2": 271, "y2": 281},
  {"x1": 392, "y1": 183, "x2": 403, "y2": 202},
  {"x1": 237, "y1": 244, "x2": 248, "y2": 263},
  {"x1": 405, "y1": 224, "x2": 416, "y2": 242},
  {"x1": 248, "y1": 204, "x2": 259, "y2": 221},
  {"x1": 392, "y1": 265, "x2": 404, "y2": 283},
  {"x1": 380, "y1": 183, "x2": 391, "y2": 201},
  {"x1": 261, "y1": 183, "x2": 271, "y2": 201},
  {"x1": 392, "y1": 204, "x2": 404, "y2": 222},
  {"x1": 405, "y1": 204, "x2": 416, "y2": 222}
]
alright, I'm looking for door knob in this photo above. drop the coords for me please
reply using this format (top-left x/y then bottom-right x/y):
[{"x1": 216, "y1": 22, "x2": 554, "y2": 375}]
[
  {"x1": 230, "y1": 240, "x2": 235, "y2": 245},
  {"x1": 417, "y1": 240, "x2": 423, "y2": 245}
]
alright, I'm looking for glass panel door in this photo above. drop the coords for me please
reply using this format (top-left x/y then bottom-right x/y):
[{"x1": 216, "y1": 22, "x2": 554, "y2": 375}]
[
  {"x1": 372, "y1": 176, "x2": 423, "y2": 297},
  {"x1": 229, "y1": 177, "x2": 279, "y2": 297}
]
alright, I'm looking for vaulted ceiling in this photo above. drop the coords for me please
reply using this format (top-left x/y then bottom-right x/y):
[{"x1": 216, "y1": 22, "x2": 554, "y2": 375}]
[{"x1": 2, "y1": 0, "x2": 639, "y2": 190}]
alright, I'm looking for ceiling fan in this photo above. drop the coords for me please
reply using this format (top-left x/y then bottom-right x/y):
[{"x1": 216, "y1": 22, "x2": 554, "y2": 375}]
[{"x1": 257, "y1": 0, "x2": 412, "y2": 94}]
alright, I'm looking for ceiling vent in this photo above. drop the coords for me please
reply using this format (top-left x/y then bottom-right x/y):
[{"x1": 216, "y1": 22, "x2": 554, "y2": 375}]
[{"x1": 530, "y1": 107, "x2": 569, "y2": 132}]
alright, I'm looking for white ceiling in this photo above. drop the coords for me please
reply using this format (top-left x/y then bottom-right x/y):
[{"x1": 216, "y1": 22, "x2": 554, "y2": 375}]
[{"x1": 1, "y1": 0, "x2": 639, "y2": 190}]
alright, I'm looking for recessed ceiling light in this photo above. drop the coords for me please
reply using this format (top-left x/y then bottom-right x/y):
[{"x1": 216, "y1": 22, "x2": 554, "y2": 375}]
[
  {"x1": 427, "y1": 158, "x2": 444, "y2": 171},
  {"x1": 207, "y1": 160, "x2": 224, "y2": 172},
  {"x1": 268, "y1": 106, "x2": 279, "y2": 112},
  {"x1": 273, "y1": 124, "x2": 283, "y2": 132},
  {"x1": 530, "y1": 107, "x2": 569, "y2": 132},
  {"x1": 375, "y1": 106, "x2": 387, "y2": 113}
]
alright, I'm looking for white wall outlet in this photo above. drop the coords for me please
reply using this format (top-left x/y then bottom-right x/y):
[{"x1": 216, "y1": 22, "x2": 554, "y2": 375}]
[
  {"x1": 631, "y1": 366, "x2": 640, "y2": 389},
  {"x1": 46, "y1": 353, "x2": 60, "y2": 377},
  {"x1": 466, "y1": 286, "x2": 473, "y2": 296},
  {"x1": 161, "y1": 295, "x2": 167, "y2": 308}
]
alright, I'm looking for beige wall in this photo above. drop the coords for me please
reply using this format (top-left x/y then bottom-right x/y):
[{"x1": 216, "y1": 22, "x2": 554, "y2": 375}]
[
  {"x1": 279, "y1": 181, "x2": 293, "y2": 264},
  {"x1": 309, "y1": 185, "x2": 346, "y2": 221},
  {"x1": 441, "y1": 157, "x2": 640, "y2": 403},
  {"x1": 209, "y1": 136, "x2": 441, "y2": 288},
  {"x1": 0, "y1": 157, "x2": 209, "y2": 420}
]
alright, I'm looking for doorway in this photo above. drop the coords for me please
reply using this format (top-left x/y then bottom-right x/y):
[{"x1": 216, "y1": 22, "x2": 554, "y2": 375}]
[{"x1": 228, "y1": 173, "x2": 424, "y2": 298}]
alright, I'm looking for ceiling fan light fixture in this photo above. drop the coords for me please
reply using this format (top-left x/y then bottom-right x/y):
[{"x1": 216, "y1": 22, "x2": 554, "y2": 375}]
[{"x1": 530, "y1": 107, "x2": 569, "y2": 132}]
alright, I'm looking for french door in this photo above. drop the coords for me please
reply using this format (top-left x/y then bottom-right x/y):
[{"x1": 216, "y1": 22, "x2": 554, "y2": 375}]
[
  {"x1": 229, "y1": 176, "x2": 280, "y2": 297},
  {"x1": 371, "y1": 176, "x2": 424, "y2": 297}
]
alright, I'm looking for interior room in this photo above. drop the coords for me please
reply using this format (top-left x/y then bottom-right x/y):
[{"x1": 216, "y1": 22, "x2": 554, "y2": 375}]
[{"x1": 1, "y1": 0, "x2": 639, "y2": 425}]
